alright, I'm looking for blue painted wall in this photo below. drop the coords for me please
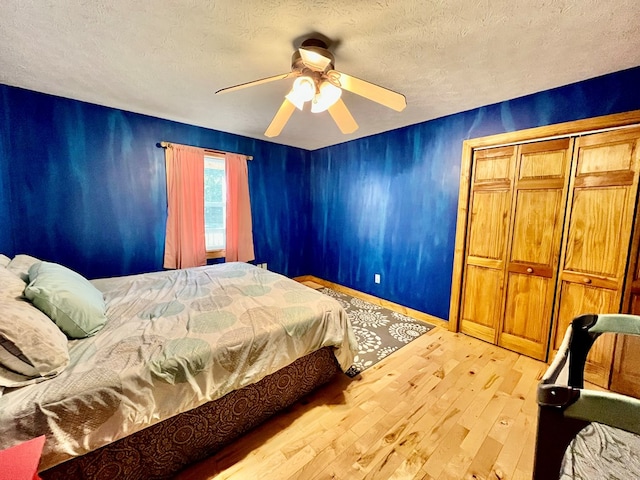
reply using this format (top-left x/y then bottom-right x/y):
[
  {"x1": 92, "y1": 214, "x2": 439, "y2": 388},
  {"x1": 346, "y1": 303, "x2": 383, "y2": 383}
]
[
  {"x1": 310, "y1": 66, "x2": 640, "y2": 321},
  {"x1": 3, "y1": 66, "x2": 640, "y2": 322},
  {"x1": 0, "y1": 90, "x2": 13, "y2": 255},
  {"x1": 0, "y1": 85, "x2": 311, "y2": 279}
]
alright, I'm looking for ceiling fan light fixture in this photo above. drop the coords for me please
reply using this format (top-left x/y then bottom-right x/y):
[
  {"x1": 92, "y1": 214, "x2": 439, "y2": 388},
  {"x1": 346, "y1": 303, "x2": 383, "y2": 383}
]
[
  {"x1": 216, "y1": 36, "x2": 406, "y2": 138},
  {"x1": 298, "y1": 46, "x2": 333, "y2": 72},
  {"x1": 285, "y1": 76, "x2": 316, "y2": 110},
  {"x1": 311, "y1": 81, "x2": 342, "y2": 113}
]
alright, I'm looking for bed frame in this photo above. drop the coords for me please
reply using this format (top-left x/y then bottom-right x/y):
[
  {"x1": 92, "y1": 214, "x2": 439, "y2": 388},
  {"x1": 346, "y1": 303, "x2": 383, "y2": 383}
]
[{"x1": 41, "y1": 347, "x2": 341, "y2": 480}]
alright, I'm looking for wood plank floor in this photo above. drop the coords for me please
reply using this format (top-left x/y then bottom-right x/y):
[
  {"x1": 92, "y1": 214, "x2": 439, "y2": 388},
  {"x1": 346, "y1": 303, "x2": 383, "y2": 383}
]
[{"x1": 177, "y1": 327, "x2": 549, "y2": 480}]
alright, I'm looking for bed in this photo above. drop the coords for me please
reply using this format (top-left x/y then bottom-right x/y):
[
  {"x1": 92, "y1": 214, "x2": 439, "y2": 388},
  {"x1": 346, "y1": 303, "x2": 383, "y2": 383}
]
[
  {"x1": 0, "y1": 257, "x2": 357, "y2": 479},
  {"x1": 534, "y1": 313, "x2": 640, "y2": 479}
]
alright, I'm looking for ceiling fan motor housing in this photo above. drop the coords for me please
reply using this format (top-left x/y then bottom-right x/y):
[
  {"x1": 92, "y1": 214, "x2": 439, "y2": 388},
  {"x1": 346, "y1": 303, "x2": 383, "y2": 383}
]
[{"x1": 291, "y1": 38, "x2": 335, "y2": 72}]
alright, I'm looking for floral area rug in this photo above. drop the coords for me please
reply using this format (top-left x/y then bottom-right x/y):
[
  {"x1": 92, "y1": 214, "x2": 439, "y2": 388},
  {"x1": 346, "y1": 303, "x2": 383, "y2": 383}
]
[{"x1": 318, "y1": 288, "x2": 435, "y2": 377}]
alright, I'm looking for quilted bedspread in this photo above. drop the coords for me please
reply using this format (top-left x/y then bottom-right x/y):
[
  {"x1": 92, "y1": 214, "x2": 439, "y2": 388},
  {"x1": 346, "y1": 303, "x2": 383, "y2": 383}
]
[{"x1": 0, "y1": 262, "x2": 356, "y2": 470}]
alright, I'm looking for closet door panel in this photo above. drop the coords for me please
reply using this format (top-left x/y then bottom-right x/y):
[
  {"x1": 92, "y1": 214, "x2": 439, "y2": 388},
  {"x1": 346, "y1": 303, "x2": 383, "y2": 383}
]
[
  {"x1": 460, "y1": 265, "x2": 502, "y2": 342},
  {"x1": 467, "y1": 190, "x2": 511, "y2": 260},
  {"x1": 500, "y1": 273, "x2": 552, "y2": 358},
  {"x1": 519, "y1": 149, "x2": 567, "y2": 179},
  {"x1": 460, "y1": 147, "x2": 515, "y2": 343},
  {"x1": 460, "y1": 189, "x2": 509, "y2": 343},
  {"x1": 633, "y1": 290, "x2": 640, "y2": 313},
  {"x1": 497, "y1": 139, "x2": 571, "y2": 360},
  {"x1": 563, "y1": 187, "x2": 630, "y2": 277},
  {"x1": 553, "y1": 128, "x2": 640, "y2": 387},
  {"x1": 510, "y1": 189, "x2": 563, "y2": 265},
  {"x1": 474, "y1": 154, "x2": 512, "y2": 183},
  {"x1": 554, "y1": 282, "x2": 618, "y2": 383},
  {"x1": 576, "y1": 139, "x2": 634, "y2": 175},
  {"x1": 611, "y1": 334, "x2": 640, "y2": 398},
  {"x1": 553, "y1": 282, "x2": 617, "y2": 345}
]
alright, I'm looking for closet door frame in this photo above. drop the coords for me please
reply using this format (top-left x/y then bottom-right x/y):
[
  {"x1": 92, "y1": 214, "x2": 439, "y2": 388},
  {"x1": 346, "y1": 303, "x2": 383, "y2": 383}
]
[{"x1": 450, "y1": 110, "x2": 640, "y2": 334}]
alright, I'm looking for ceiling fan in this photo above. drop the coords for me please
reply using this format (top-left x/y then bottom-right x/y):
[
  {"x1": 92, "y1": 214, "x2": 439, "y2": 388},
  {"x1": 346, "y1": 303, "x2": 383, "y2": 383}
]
[{"x1": 215, "y1": 38, "x2": 407, "y2": 138}]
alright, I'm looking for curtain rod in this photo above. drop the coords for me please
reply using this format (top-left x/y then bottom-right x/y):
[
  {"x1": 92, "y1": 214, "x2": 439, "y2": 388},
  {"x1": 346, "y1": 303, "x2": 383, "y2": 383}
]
[{"x1": 159, "y1": 141, "x2": 253, "y2": 160}]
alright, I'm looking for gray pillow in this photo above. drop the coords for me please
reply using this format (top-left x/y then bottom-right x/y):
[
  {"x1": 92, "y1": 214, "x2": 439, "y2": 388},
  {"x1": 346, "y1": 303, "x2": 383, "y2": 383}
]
[
  {"x1": 6, "y1": 254, "x2": 41, "y2": 282},
  {"x1": 25, "y1": 261, "x2": 107, "y2": 339},
  {"x1": 0, "y1": 268, "x2": 70, "y2": 387}
]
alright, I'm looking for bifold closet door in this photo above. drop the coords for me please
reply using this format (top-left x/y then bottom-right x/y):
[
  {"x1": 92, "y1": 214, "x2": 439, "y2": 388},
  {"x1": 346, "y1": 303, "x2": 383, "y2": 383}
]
[
  {"x1": 459, "y1": 146, "x2": 516, "y2": 343},
  {"x1": 551, "y1": 128, "x2": 640, "y2": 387},
  {"x1": 497, "y1": 139, "x2": 572, "y2": 360}
]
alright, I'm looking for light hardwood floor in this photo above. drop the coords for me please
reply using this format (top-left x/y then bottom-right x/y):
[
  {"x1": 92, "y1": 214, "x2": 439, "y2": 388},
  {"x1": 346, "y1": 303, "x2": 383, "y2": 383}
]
[{"x1": 177, "y1": 327, "x2": 548, "y2": 480}]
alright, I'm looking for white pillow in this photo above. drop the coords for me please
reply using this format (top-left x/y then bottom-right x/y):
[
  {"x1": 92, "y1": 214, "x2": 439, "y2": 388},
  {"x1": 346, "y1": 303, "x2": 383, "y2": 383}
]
[
  {"x1": 0, "y1": 265, "x2": 26, "y2": 297},
  {"x1": 0, "y1": 254, "x2": 10, "y2": 268},
  {"x1": 6, "y1": 254, "x2": 41, "y2": 283},
  {"x1": 0, "y1": 269, "x2": 70, "y2": 388}
]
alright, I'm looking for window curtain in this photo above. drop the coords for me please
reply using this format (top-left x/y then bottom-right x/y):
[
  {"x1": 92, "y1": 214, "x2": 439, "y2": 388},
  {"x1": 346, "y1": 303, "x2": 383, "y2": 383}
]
[
  {"x1": 163, "y1": 144, "x2": 207, "y2": 269},
  {"x1": 225, "y1": 153, "x2": 255, "y2": 262}
]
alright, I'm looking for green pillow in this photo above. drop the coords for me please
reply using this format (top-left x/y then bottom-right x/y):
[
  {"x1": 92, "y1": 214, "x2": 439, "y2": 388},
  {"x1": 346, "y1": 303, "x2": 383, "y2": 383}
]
[{"x1": 25, "y1": 262, "x2": 107, "y2": 338}]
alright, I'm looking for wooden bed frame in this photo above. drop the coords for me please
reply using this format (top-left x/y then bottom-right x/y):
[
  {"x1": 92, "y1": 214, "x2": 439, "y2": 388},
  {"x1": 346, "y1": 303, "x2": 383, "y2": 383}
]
[{"x1": 41, "y1": 347, "x2": 341, "y2": 480}]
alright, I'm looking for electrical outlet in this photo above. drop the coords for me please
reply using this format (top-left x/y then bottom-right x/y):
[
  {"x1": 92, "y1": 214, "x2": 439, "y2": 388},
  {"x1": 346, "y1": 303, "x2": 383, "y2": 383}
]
[{"x1": 374, "y1": 274, "x2": 381, "y2": 284}]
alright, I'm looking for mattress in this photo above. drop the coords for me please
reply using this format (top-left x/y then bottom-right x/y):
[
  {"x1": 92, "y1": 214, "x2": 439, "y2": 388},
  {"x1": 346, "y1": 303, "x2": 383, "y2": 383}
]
[{"x1": 0, "y1": 262, "x2": 356, "y2": 470}]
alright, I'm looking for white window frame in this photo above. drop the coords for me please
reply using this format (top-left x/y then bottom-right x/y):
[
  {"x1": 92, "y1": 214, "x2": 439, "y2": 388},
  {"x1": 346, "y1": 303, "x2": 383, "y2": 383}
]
[{"x1": 204, "y1": 154, "x2": 226, "y2": 259}]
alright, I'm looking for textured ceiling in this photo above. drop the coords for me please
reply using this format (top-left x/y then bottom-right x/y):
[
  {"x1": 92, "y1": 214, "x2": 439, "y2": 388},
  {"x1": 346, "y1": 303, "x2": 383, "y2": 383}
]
[{"x1": 1, "y1": 1, "x2": 640, "y2": 151}]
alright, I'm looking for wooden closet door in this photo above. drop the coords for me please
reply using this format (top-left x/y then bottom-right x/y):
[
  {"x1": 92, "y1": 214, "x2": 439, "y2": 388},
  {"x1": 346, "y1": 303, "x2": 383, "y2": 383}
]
[
  {"x1": 498, "y1": 139, "x2": 572, "y2": 360},
  {"x1": 610, "y1": 233, "x2": 640, "y2": 397},
  {"x1": 552, "y1": 128, "x2": 640, "y2": 387},
  {"x1": 459, "y1": 146, "x2": 515, "y2": 343}
]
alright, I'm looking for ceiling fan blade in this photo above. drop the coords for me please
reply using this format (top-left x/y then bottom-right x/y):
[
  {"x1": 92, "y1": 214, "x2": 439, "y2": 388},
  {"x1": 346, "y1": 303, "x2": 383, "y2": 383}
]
[
  {"x1": 328, "y1": 98, "x2": 358, "y2": 134},
  {"x1": 264, "y1": 99, "x2": 296, "y2": 137},
  {"x1": 329, "y1": 70, "x2": 406, "y2": 112},
  {"x1": 299, "y1": 47, "x2": 332, "y2": 72},
  {"x1": 216, "y1": 73, "x2": 293, "y2": 95}
]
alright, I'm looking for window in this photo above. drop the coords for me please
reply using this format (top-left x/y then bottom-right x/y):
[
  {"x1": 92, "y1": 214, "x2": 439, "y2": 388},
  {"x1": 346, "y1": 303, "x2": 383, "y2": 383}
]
[{"x1": 204, "y1": 155, "x2": 226, "y2": 258}]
